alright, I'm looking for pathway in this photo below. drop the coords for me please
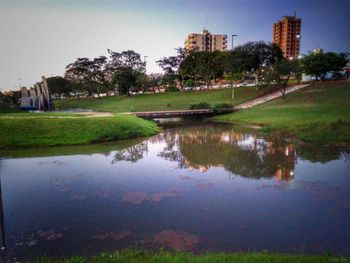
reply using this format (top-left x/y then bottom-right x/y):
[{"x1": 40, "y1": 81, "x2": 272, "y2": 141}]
[{"x1": 235, "y1": 84, "x2": 310, "y2": 109}]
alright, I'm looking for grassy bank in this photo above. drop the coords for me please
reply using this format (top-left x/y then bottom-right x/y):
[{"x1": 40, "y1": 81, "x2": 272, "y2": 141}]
[
  {"x1": 55, "y1": 86, "x2": 277, "y2": 113},
  {"x1": 0, "y1": 114, "x2": 159, "y2": 148},
  {"x1": 39, "y1": 250, "x2": 348, "y2": 263},
  {"x1": 215, "y1": 81, "x2": 350, "y2": 144}
]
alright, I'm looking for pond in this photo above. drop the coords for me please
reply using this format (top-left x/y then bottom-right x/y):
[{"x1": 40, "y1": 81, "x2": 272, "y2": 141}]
[{"x1": 0, "y1": 120, "x2": 349, "y2": 261}]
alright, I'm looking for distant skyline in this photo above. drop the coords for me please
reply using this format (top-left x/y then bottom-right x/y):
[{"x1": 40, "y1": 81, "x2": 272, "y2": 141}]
[{"x1": 1, "y1": 0, "x2": 349, "y2": 91}]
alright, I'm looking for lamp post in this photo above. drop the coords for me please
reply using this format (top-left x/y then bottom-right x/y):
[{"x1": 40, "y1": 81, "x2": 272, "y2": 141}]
[
  {"x1": 231, "y1": 34, "x2": 237, "y2": 50},
  {"x1": 143, "y1": 56, "x2": 148, "y2": 74},
  {"x1": 296, "y1": 34, "x2": 301, "y2": 58}
]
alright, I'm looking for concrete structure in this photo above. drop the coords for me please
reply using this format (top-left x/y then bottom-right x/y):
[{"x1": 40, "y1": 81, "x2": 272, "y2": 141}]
[
  {"x1": 184, "y1": 29, "x2": 227, "y2": 52},
  {"x1": 20, "y1": 76, "x2": 53, "y2": 111},
  {"x1": 273, "y1": 14, "x2": 301, "y2": 59}
]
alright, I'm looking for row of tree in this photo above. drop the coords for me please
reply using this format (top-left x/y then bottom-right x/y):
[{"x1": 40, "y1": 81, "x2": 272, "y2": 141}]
[
  {"x1": 157, "y1": 42, "x2": 348, "y2": 99},
  {"x1": 48, "y1": 49, "x2": 164, "y2": 99},
  {"x1": 46, "y1": 42, "x2": 348, "y2": 100}
]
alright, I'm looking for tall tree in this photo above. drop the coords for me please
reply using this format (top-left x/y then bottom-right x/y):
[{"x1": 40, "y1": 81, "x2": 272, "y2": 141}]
[
  {"x1": 233, "y1": 41, "x2": 283, "y2": 84},
  {"x1": 112, "y1": 67, "x2": 137, "y2": 95},
  {"x1": 157, "y1": 48, "x2": 186, "y2": 90},
  {"x1": 64, "y1": 57, "x2": 92, "y2": 97},
  {"x1": 90, "y1": 56, "x2": 108, "y2": 97}
]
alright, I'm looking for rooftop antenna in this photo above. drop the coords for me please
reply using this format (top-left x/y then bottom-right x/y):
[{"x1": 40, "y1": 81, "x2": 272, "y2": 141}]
[
  {"x1": 294, "y1": 11, "x2": 297, "y2": 18},
  {"x1": 203, "y1": 16, "x2": 208, "y2": 31}
]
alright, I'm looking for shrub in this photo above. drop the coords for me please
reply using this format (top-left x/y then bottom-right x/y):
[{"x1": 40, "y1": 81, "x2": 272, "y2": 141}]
[
  {"x1": 190, "y1": 102, "x2": 212, "y2": 110},
  {"x1": 213, "y1": 103, "x2": 234, "y2": 114},
  {"x1": 166, "y1": 86, "x2": 180, "y2": 92}
]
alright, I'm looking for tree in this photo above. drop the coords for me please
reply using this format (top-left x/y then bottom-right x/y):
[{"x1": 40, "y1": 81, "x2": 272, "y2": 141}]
[
  {"x1": 232, "y1": 41, "x2": 283, "y2": 84},
  {"x1": 46, "y1": 76, "x2": 70, "y2": 99},
  {"x1": 194, "y1": 51, "x2": 225, "y2": 89},
  {"x1": 133, "y1": 71, "x2": 149, "y2": 93},
  {"x1": 90, "y1": 56, "x2": 108, "y2": 97},
  {"x1": 224, "y1": 72, "x2": 243, "y2": 99},
  {"x1": 64, "y1": 57, "x2": 93, "y2": 97},
  {"x1": 262, "y1": 58, "x2": 301, "y2": 99},
  {"x1": 112, "y1": 67, "x2": 137, "y2": 95},
  {"x1": 301, "y1": 51, "x2": 348, "y2": 81},
  {"x1": 157, "y1": 48, "x2": 186, "y2": 90},
  {"x1": 148, "y1": 73, "x2": 162, "y2": 93}
]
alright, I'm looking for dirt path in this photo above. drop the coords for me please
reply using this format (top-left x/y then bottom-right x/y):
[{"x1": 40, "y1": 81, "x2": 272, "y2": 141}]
[
  {"x1": 235, "y1": 84, "x2": 310, "y2": 109},
  {"x1": 78, "y1": 112, "x2": 114, "y2": 117}
]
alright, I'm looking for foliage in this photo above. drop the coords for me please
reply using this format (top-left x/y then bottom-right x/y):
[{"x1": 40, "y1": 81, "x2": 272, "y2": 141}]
[
  {"x1": 181, "y1": 50, "x2": 225, "y2": 89},
  {"x1": 301, "y1": 51, "x2": 348, "y2": 80},
  {"x1": 0, "y1": 102, "x2": 21, "y2": 113},
  {"x1": 0, "y1": 114, "x2": 159, "y2": 148},
  {"x1": 157, "y1": 48, "x2": 186, "y2": 90},
  {"x1": 213, "y1": 103, "x2": 234, "y2": 113},
  {"x1": 261, "y1": 58, "x2": 302, "y2": 99},
  {"x1": 215, "y1": 81, "x2": 350, "y2": 144},
  {"x1": 47, "y1": 76, "x2": 71, "y2": 99},
  {"x1": 190, "y1": 102, "x2": 212, "y2": 109},
  {"x1": 0, "y1": 90, "x2": 21, "y2": 106},
  {"x1": 228, "y1": 41, "x2": 283, "y2": 84},
  {"x1": 112, "y1": 67, "x2": 137, "y2": 95},
  {"x1": 64, "y1": 50, "x2": 146, "y2": 97}
]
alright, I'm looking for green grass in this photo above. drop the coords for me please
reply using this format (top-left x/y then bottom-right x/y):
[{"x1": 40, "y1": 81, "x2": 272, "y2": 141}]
[
  {"x1": 38, "y1": 250, "x2": 349, "y2": 263},
  {"x1": 55, "y1": 86, "x2": 277, "y2": 113},
  {"x1": 215, "y1": 81, "x2": 350, "y2": 144},
  {"x1": 0, "y1": 114, "x2": 159, "y2": 148}
]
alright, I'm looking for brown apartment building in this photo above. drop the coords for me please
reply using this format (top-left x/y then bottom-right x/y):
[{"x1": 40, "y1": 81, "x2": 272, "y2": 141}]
[
  {"x1": 184, "y1": 29, "x2": 227, "y2": 52},
  {"x1": 273, "y1": 15, "x2": 301, "y2": 59}
]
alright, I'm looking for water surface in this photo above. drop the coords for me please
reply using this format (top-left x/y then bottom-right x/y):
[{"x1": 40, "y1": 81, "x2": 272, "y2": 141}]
[{"x1": 0, "y1": 121, "x2": 349, "y2": 261}]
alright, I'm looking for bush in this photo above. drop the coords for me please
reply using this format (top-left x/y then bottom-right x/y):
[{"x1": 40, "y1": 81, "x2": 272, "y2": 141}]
[
  {"x1": 213, "y1": 103, "x2": 234, "y2": 114},
  {"x1": 166, "y1": 86, "x2": 180, "y2": 92},
  {"x1": 190, "y1": 102, "x2": 212, "y2": 110}
]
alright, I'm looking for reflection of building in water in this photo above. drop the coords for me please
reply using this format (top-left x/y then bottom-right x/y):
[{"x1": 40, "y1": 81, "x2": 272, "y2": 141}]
[
  {"x1": 153, "y1": 126, "x2": 298, "y2": 179},
  {"x1": 183, "y1": 159, "x2": 211, "y2": 173},
  {"x1": 268, "y1": 143, "x2": 296, "y2": 180}
]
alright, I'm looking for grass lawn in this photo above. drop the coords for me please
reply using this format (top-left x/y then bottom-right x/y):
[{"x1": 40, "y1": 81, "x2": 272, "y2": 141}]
[
  {"x1": 215, "y1": 81, "x2": 350, "y2": 144},
  {"x1": 55, "y1": 86, "x2": 278, "y2": 113},
  {"x1": 38, "y1": 250, "x2": 348, "y2": 263},
  {"x1": 0, "y1": 114, "x2": 159, "y2": 148}
]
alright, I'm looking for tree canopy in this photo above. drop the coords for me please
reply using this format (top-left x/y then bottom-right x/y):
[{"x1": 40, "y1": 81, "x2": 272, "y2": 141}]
[{"x1": 301, "y1": 51, "x2": 348, "y2": 80}]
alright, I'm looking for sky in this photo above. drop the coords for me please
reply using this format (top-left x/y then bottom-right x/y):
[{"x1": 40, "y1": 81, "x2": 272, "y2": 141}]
[{"x1": 0, "y1": 0, "x2": 349, "y2": 91}]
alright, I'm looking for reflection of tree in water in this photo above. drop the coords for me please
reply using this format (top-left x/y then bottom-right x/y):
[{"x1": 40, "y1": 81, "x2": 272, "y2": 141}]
[
  {"x1": 155, "y1": 130, "x2": 186, "y2": 168},
  {"x1": 157, "y1": 125, "x2": 298, "y2": 180},
  {"x1": 297, "y1": 144, "x2": 348, "y2": 164},
  {"x1": 111, "y1": 142, "x2": 148, "y2": 163},
  {"x1": 341, "y1": 152, "x2": 350, "y2": 162}
]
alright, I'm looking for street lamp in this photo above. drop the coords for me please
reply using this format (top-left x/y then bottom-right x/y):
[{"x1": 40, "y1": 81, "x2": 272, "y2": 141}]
[
  {"x1": 143, "y1": 56, "x2": 148, "y2": 74},
  {"x1": 231, "y1": 34, "x2": 238, "y2": 50}
]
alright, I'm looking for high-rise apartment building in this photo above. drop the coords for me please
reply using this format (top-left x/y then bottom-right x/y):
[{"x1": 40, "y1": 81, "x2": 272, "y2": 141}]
[
  {"x1": 184, "y1": 29, "x2": 227, "y2": 52},
  {"x1": 273, "y1": 15, "x2": 301, "y2": 59}
]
